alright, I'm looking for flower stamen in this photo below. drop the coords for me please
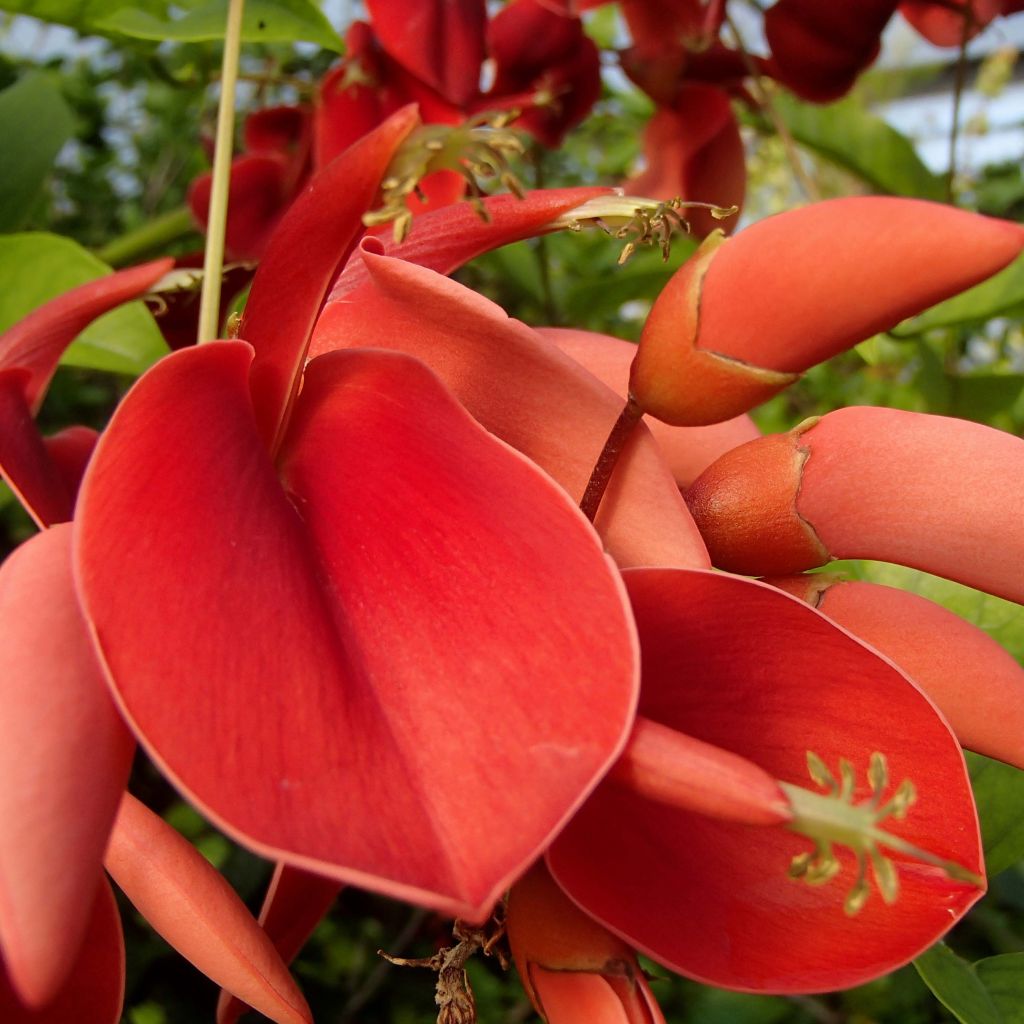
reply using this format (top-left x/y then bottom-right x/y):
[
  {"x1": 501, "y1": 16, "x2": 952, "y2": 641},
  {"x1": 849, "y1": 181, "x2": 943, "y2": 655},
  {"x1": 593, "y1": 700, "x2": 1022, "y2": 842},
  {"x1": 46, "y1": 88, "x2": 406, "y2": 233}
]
[{"x1": 780, "y1": 751, "x2": 983, "y2": 916}]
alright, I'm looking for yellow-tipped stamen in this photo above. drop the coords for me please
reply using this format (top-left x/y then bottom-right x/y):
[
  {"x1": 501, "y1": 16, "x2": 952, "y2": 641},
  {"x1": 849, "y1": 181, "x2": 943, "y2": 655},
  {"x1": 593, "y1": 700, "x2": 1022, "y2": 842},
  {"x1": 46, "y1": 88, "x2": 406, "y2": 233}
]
[{"x1": 781, "y1": 751, "x2": 983, "y2": 916}]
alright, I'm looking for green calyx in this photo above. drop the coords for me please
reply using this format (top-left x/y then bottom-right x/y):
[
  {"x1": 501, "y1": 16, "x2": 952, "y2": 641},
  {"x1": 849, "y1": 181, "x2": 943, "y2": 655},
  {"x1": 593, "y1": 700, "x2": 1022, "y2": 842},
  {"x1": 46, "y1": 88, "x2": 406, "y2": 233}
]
[{"x1": 780, "y1": 752, "x2": 983, "y2": 916}]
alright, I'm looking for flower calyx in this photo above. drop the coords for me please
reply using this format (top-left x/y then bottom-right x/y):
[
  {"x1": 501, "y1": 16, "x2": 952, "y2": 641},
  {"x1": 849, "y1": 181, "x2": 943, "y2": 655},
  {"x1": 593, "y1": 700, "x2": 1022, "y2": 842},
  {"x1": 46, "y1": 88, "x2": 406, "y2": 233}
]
[{"x1": 781, "y1": 751, "x2": 984, "y2": 916}]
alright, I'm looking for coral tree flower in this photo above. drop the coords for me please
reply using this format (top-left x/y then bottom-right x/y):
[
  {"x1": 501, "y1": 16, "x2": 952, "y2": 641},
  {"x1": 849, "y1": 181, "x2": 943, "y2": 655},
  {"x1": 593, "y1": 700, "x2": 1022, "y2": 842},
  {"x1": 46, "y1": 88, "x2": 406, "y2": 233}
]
[
  {"x1": 73, "y1": 107, "x2": 640, "y2": 920},
  {"x1": 628, "y1": 197, "x2": 1024, "y2": 425},
  {"x1": 546, "y1": 568, "x2": 984, "y2": 993}
]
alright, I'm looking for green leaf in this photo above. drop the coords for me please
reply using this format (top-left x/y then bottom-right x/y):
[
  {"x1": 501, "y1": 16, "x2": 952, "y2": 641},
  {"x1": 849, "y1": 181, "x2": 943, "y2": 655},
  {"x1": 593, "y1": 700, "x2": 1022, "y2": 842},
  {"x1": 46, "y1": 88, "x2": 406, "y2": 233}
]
[
  {"x1": 967, "y1": 753, "x2": 1024, "y2": 878},
  {"x1": 95, "y1": 0, "x2": 343, "y2": 50},
  {"x1": 914, "y1": 943, "x2": 1003, "y2": 1024},
  {"x1": 916, "y1": 945, "x2": 1024, "y2": 1024},
  {"x1": 893, "y1": 252, "x2": 1024, "y2": 336},
  {"x1": 975, "y1": 956, "x2": 1024, "y2": 1024},
  {"x1": 0, "y1": 233, "x2": 168, "y2": 375},
  {"x1": 773, "y1": 91, "x2": 946, "y2": 201},
  {"x1": 0, "y1": 0, "x2": 159, "y2": 32},
  {"x1": 0, "y1": 75, "x2": 75, "y2": 232}
]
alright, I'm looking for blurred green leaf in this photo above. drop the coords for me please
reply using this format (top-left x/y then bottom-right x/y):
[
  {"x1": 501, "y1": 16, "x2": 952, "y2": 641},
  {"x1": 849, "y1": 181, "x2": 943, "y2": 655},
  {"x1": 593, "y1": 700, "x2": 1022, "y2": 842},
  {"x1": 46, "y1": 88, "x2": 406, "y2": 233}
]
[
  {"x1": 0, "y1": 0, "x2": 342, "y2": 49},
  {"x1": 773, "y1": 91, "x2": 946, "y2": 200},
  {"x1": 916, "y1": 944, "x2": 1024, "y2": 1024},
  {"x1": 950, "y1": 375, "x2": 1024, "y2": 424},
  {"x1": 893, "y1": 253, "x2": 1024, "y2": 336},
  {"x1": 96, "y1": 0, "x2": 343, "y2": 49},
  {"x1": 0, "y1": 232, "x2": 168, "y2": 375},
  {"x1": 915, "y1": 943, "x2": 1002, "y2": 1024},
  {"x1": 0, "y1": 74, "x2": 75, "y2": 231},
  {"x1": 967, "y1": 754, "x2": 1024, "y2": 878}
]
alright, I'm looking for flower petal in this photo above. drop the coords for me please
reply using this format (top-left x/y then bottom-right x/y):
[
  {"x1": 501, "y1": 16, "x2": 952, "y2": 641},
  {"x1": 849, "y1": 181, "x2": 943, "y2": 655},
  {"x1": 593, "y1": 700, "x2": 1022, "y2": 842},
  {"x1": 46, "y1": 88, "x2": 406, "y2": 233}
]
[
  {"x1": 75, "y1": 341, "x2": 639, "y2": 918},
  {"x1": 312, "y1": 250, "x2": 710, "y2": 568},
  {"x1": 0, "y1": 525, "x2": 133, "y2": 1007},
  {"x1": 686, "y1": 407, "x2": 1024, "y2": 602},
  {"x1": 548, "y1": 568, "x2": 983, "y2": 993},
  {"x1": 768, "y1": 575, "x2": 1024, "y2": 770},
  {"x1": 632, "y1": 198, "x2": 1024, "y2": 424},
  {"x1": 105, "y1": 794, "x2": 311, "y2": 1024},
  {"x1": 1, "y1": 878, "x2": 123, "y2": 1024},
  {"x1": 238, "y1": 104, "x2": 419, "y2": 454},
  {"x1": 216, "y1": 865, "x2": 341, "y2": 1024}
]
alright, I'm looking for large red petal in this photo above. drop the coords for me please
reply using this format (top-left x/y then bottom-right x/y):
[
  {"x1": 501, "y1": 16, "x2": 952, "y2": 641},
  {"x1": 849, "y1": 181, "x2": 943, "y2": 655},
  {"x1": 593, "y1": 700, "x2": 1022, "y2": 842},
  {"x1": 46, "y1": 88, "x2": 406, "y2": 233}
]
[
  {"x1": 105, "y1": 794, "x2": 311, "y2": 1024},
  {"x1": 75, "y1": 342, "x2": 639, "y2": 918},
  {"x1": 0, "y1": 526, "x2": 133, "y2": 1007},
  {"x1": 548, "y1": 569, "x2": 983, "y2": 993},
  {"x1": 312, "y1": 251, "x2": 710, "y2": 569},
  {"x1": 238, "y1": 105, "x2": 420, "y2": 454},
  {"x1": 1, "y1": 879, "x2": 123, "y2": 1024}
]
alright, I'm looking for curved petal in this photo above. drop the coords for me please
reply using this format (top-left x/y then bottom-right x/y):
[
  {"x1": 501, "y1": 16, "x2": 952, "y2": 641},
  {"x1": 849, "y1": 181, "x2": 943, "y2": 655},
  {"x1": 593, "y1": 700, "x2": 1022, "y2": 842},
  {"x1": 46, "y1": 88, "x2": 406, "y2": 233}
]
[
  {"x1": 548, "y1": 568, "x2": 983, "y2": 993},
  {"x1": 0, "y1": 373, "x2": 73, "y2": 528},
  {"x1": 899, "y1": 0, "x2": 1000, "y2": 45},
  {"x1": 631, "y1": 198, "x2": 1024, "y2": 425},
  {"x1": 1, "y1": 878, "x2": 123, "y2": 1024},
  {"x1": 538, "y1": 327, "x2": 760, "y2": 487},
  {"x1": 105, "y1": 794, "x2": 311, "y2": 1024},
  {"x1": 768, "y1": 575, "x2": 1024, "y2": 770},
  {"x1": 75, "y1": 342, "x2": 639, "y2": 918},
  {"x1": 42, "y1": 426, "x2": 99, "y2": 505},
  {"x1": 217, "y1": 865, "x2": 341, "y2": 1024},
  {"x1": 0, "y1": 526, "x2": 134, "y2": 1007},
  {"x1": 238, "y1": 104, "x2": 420, "y2": 454},
  {"x1": 686, "y1": 407, "x2": 1024, "y2": 602},
  {"x1": 311, "y1": 251, "x2": 710, "y2": 569},
  {"x1": 0, "y1": 259, "x2": 171, "y2": 414},
  {"x1": 326, "y1": 186, "x2": 611, "y2": 303}
]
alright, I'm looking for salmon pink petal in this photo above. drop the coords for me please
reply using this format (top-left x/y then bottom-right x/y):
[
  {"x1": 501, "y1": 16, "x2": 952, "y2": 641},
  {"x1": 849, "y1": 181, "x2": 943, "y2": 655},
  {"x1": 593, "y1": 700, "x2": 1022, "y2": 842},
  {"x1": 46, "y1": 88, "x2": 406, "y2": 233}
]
[
  {"x1": 238, "y1": 105, "x2": 419, "y2": 453},
  {"x1": 328, "y1": 186, "x2": 611, "y2": 303},
  {"x1": 75, "y1": 342, "x2": 639, "y2": 918},
  {"x1": 0, "y1": 259, "x2": 171, "y2": 414},
  {"x1": 767, "y1": 575, "x2": 1024, "y2": 770},
  {"x1": 0, "y1": 526, "x2": 133, "y2": 1007},
  {"x1": 311, "y1": 251, "x2": 710, "y2": 569},
  {"x1": 631, "y1": 198, "x2": 1024, "y2": 425},
  {"x1": 507, "y1": 863, "x2": 666, "y2": 1024},
  {"x1": 1, "y1": 879, "x2": 123, "y2": 1024},
  {"x1": 217, "y1": 865, "x2": 341, "y2": 1024},
  {"x1": 105, "y1": 794, "x2": 311, "y2": 1024},
  {"x1": 366, "y1": 0, "x2": 485, "y2": 106},
  {"x1": 764, "y1": 0, "x2": 897, "y2": 101},
  {"x1": 548, "y1": 568, "x2": 983, "y2": 993},
  {"x1": 538, "y1": 327, "x2": 760, "y2": 487},
  {"x1": 626, "y1": 86, "x2": 744, "y2": 237},
  {"x1": 686, "y1": 407, "x2": 1024, "y2": 602}
]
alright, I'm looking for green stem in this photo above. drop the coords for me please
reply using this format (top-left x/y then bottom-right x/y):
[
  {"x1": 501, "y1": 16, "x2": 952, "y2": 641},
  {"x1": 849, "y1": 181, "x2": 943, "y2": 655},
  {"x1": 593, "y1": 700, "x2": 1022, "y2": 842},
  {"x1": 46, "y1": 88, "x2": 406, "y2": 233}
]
[
  {"x1": 95, "y1": 206, "x2": 197, "y2": 268},
  {"x1": 197, "y1": 0, "x2": 246, "y2": 345}
]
